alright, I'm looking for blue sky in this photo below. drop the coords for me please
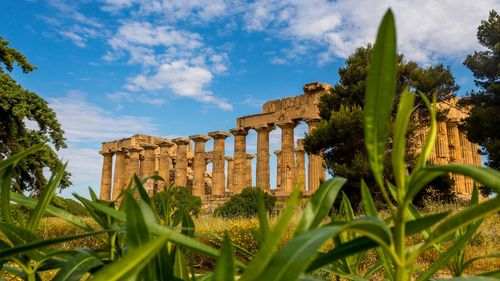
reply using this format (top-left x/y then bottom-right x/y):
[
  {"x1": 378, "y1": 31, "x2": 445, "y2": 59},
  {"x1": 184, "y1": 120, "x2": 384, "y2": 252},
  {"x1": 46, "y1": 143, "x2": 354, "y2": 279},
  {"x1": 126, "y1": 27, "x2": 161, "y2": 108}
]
[{"x1": 1, "y1": 0, "x2": 498, "y2": 197}]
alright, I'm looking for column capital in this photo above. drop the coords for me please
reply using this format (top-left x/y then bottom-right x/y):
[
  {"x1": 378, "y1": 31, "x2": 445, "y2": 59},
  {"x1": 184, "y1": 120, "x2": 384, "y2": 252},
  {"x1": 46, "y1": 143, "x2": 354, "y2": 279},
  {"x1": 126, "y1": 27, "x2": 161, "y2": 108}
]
[
  {"x1": 99, "y1": 150, "x2": 113, "y2": 156},
  {"x1": 274, "y1": 150, "x2": 281, "y2": 156},
  {"x1": 254, "y1": 125, "x2": 275, "y2": 133},
  {"x1": 208, "y1": 131, "x2": 231, "y2": 139},
  {"x1": 142, "y1": 144, "x2": 158, "y2": 150},
  {"x1": 125, "y1": 146, "x2": 144, "y2": 154},
  {"x1": 305, "y1": 117, "x2": 321, "y2": 125},
  {"x1": 172, "y1": 137, "x2": 191, "y2": 145},
  {"x1": 246, "y1": 153, "x2": 256, "y2": 160},
  {"x1": 225, "y1": 156, "x2": 234, "y2": 161},
  {"x1": 296, "y1": 139, "x2": 305, "y2": 150},
  {"x1": 276, "y1": 119, "x2": 297, "y2": 129},
  {"x1": 157, "y1": 140, "x2": 174, "y2": 148},
  {"x1": 189, "y1": 134, "x2": 210, "y2": 143},
  {"x1": 113, "y1": 148, "x2": 126, "y2": 155},
  {"x1": 230, "y1": 127, "x2": 249, "y2": 136}
]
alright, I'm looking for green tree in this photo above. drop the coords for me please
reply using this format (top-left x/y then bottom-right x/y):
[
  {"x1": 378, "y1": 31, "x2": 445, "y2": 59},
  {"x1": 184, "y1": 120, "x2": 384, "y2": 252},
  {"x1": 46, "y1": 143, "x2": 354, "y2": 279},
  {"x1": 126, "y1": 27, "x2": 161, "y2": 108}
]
[
  {"x1": 304, "y1": 45, "x2": 458, "y2": 205},
  {"x1": 0, "y1": 36, "x2": 70, "y2": 194},
  {"x1": 460, "y1": 10, "x2": 500, "y2": 169}
]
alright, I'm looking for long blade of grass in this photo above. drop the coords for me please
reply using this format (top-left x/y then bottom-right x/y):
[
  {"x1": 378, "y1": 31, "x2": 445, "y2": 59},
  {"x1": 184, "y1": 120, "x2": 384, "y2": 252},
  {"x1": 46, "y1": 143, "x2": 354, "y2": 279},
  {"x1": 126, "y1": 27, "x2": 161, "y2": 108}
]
[
  {"x1": 392, "y1": 87, "x2": 415, "y2": 200},
  {"x1": 424, "y1": 165, "x2": 500, "y2": 193},
  {"x1": 27, "y1": 163, "x2": 67, "y2": 232},
  {"x1": 415, "y1": 93, "x2": 438, "y2": 169},
  {"x1": 256, "y1": 188, "x2": 270, "y2": 242},
  {"x1": 173, "y1": 247, "x2": 189, "y2": 281},
  {"x1": 295, "y1": 177, "x2": 346, "y2": 235},
  {"x1": 212, "y1": 235, "x2": 235, "y2": 281},
  {"x1": 363, "y1": 9, "x2": 397, "y2": 192},
  {"x1": 89, "y1": 232, "x2": 171, "y2": 281},
  {"x1": 239, "y1": 187, "x2": 301, "y2": 281},
  {"x1": 53, "y1": 250, "x2": 104, "y2": 281}
]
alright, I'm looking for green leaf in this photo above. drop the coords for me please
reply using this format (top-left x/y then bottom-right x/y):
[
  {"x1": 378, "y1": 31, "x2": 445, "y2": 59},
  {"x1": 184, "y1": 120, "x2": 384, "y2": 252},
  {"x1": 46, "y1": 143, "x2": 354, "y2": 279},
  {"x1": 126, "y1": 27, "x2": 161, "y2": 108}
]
[
  {"x1": 0, "y1": 143, "x2": 44, "y2": 171},
  {"x1": 462, "y1": 253, "x2": 500, "y2": 272},
  {"x1": 424, "y1": 165, "x2": 500, "y2": 193},
  {"x1": 295, "y1": 177, "x2": 346, "y2": 235},
  {"x1": 89, "y1": 232, "x2": 170, "y2": 281},
  {"x1": 173, "y1": 247, "x2": 189, "y2": 281},
  {"x1": 256, "y1": 188, "x2": 270, "y2": 242},
  {"x1": 27, "y1": 163, "x2": 68, "y2": 232},
  {"x1": 1, "y1": 165, "x2": 15, "y2": 224},
  {"x1": 361, "y1": 180, "x2": 378, "y2": 217},
  {"x1": 363, "y1": 9, "x2": 397, "y2": 190},
  {"x1": 239, "y1": 187, "x2": 301, "y2": 281},
  {"x1": 405, "y1": 169, "x2": 447, "y2": 204},
  {"x1": 392, "y1": 87, "x2": 415, "y2": 199},
  {"x1": 124, "y1": 191, "x2": 151, "y2": 250},
  {"x1": 430, "y1": 277, "x2": 500, "y2": 281},
  {"x1": 53, "y1": 250, "x2": 104, "y2": 281},
  {"x1": 415, "y1": 93, "x2": 438, "y2": 169},
  {"x1": 422, "y1": 197, "x2": 500, "y2": 251},
  {"x1": 212, "y1": 235, "x2": 235, "y2": 281}
]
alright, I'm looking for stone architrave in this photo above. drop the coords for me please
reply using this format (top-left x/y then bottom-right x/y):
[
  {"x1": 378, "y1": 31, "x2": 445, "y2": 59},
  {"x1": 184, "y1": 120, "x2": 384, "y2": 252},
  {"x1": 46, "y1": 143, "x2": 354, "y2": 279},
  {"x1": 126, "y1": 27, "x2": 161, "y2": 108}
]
[
  {"x1": 123, "y1": 146, "x2": 143, "y2": 189},
  {"x1": 277, "y1": 120, "x2": 297, "y2": 193},
  {"x1": 140, "y1": 144, "x2": 158, "y2": 195},
  {"x1": 254, "y1": 125, "x2": 274, "y2": 191},
  {"x1": 306, "y1": 118, "x2": 324, "y2": 192},
  {"x1": 274, "y1": 150, "x2": 282, "y2": 190},
  {"x1": 157, "y1": 140, "x2": 174, "y2": 191},
  {"x1": 225, "y1": 156, "x2": 234, "y2": 192},
  {"x1": 173, "y1": 138, "x2": 191, "y2": 188},
  {"x1": 246, "y1": 154, "x2": 256, "y2": 187},
  {"x1": 446, "y1": 122, "x2": 465, "y2": 193},
  {"x1": 230, "y1": 128, "x2": 249, "y2": 194},
  {"x1": 208, "y1": 131, "x2": 231, "y2": 195},
  {"x1": 435, "y1": 121, "x2": 450, "y2": 165},
  {"x1": 190, "y1": 134, "x2": 210, "y2": 197},
  {"x1": 112, "y1": 149, "x2": 126, "y2": 200},
  {"x1": 295, "y1": 139, "x2": 306, "y2": 192},
  {"x1": 99, "y1": 150, "x2": 113, "y2": 200}
]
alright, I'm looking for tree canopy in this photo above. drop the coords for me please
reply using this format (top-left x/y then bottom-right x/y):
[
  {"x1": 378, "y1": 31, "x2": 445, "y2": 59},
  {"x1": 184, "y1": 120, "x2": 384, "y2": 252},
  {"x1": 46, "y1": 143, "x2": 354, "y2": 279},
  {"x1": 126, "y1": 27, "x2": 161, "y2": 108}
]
[
  {"x1": 0, "y1": 36, "x2": 70, "y2": 194},
  {"x1": 460, "y1": 10, "x2": 500, "y2": 169},
  {"x1": 304, "y1": 45, "x2": 458, "y2": 204}
]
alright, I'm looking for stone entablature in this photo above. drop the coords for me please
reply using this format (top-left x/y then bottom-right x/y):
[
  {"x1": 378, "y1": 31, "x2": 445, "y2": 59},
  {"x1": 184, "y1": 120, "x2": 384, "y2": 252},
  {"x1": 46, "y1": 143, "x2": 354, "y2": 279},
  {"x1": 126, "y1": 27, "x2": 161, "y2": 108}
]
[{"x1": 99, "y1": 83, "x2": 482, "y2": 201}]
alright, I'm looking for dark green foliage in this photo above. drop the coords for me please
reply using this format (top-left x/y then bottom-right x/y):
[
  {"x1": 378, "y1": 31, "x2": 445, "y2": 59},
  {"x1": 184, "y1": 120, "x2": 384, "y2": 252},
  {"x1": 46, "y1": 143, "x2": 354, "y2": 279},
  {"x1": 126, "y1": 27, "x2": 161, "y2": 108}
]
[
  {"x1": 152, "y1": 186, "x2": 202, "y2": 217},
  {"x1": 0, "y1": 36, "x2": 70, "y2": 194},
  {"x1": 50, "y1": 196, "x2": 87, "y2": 217},
  {"x1": 214, "y1": 188, "x2": 276, "y2": 218},
  {"x1": 304, "y1": 44, "x2": 459, "y2": 206},
  {"x1": 460, "y1": 10, "x2": 500, "y2": 169},
  {"x1": 412, "y1": 175, "x2": 456, "y2": 207}
]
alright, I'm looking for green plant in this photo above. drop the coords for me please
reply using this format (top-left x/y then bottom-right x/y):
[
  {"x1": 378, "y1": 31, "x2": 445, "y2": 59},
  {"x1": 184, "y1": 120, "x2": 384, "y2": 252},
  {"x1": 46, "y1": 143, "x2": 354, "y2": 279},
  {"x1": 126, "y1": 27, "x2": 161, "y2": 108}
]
[
  {"x1": 152, "y1": 185, "x2": 202, "y2": 217},
  {"x1": 214, "y1": 187, "x2": 276, "y2": 218},
  {"x1": 50, "y1": 196, "x2": 88, "y2": 217}
]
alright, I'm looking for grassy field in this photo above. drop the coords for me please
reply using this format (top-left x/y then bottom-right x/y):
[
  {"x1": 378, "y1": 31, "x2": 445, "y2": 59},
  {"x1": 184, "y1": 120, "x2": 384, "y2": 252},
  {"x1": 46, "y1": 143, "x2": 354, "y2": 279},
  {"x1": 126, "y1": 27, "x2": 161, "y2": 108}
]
[{"x1": 35, "y1": 200, "x2": 500, "y2": 278}]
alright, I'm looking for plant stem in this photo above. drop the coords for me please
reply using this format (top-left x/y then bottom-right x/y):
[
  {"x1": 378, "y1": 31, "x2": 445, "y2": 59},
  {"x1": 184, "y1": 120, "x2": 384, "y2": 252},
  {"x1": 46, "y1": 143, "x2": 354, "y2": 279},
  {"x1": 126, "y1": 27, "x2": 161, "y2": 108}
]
[{"x1": 394, "y1": 207, "x2": 408, "y2": 281}]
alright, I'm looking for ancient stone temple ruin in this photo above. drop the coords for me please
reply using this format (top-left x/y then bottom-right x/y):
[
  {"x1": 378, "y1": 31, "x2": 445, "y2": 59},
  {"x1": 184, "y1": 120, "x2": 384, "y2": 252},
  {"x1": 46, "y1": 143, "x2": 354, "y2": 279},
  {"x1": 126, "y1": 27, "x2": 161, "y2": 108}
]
[{"x1": 98, "y1": 82, "x2": 482, "y2": 201}]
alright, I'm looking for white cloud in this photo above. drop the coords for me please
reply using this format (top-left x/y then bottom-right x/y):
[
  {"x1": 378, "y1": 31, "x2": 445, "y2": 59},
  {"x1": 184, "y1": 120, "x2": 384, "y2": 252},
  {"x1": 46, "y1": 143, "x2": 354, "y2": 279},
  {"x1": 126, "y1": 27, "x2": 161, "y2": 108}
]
[
  {"x1": 106, "y1": 91, "x2": 167, "y2": 106},
  {"x1": 243, "y1": 0, "x2": 499, "y2": 64},
  {"x1": 50, "y1": 91, "x2": 158, "y2": 142},
  {"x1": 105, "y1": 21, "x2": 232, "y2": 110},
  {"x1": 59, "y1": 31, "x2": 86, "y2": 47}
]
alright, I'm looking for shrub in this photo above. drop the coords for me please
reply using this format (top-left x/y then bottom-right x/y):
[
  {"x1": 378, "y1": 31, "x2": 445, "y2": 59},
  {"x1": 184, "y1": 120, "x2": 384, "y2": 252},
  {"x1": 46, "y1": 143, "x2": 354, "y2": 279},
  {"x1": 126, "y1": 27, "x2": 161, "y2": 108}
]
[
  {"x1": 152, "y1": 185, "x2": 202, "y2": 217},
  {"x1": 214, "y1": 187, "x2": 276, "y2": 218},
  {"x1": 50, "y1": 196, "x2": 88, "y2": 216}
]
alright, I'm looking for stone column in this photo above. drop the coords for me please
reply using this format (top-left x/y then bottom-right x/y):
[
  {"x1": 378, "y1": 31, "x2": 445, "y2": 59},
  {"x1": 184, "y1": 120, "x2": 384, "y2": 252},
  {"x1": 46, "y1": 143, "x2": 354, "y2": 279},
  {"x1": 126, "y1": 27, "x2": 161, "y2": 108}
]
[
  {"x1": 99, "y1": 150, "x2": 113, "y2": 200},
  {"x1": 246, "y1": 153, "x2": 256, "y2": 187},
  {"x1": 295, "y1": 139, "x2": 306, "y2": 193},
  {"x1": 225, "y1": 156, "x2": 234, "y2": 192},
  {"x1": 435, "y1": 121, "x2": 450, "y2": 165},
  {"x1": 230, "y1": 128, "x2": 249, "y2": 194},
  {"x1": 447, "y1": 122, "x2": 465, "y2": 193},
  {"x1": 208, "y1": 131, "x2": 231, "y2": 195},
  {"x1": 190, "y1": 134, "x2": 210, "y2": 197},
  {"x1": 277, "y1": 120, "x2": 297, "y2": 193},
  {"x1": 306, "y1": 118, "x2": 324, "y2": 192},
  {"x1": 173, "y1": 137, "x2": 191, "y2": 188},
  {"x1": 123, "y1": 146, "x2": 143, "y2": 189},
  {"x1": 112, "y1": 149, "x2": 126, "y2": 200},
  {"x1": 274, "y1": 150, "x2": 282, "y2": 190},
  {"x1": 254, "y1": 125, "x2": 274, "y2": 191},
  {"x1": 460, "y1": 132, "x2": 475, "y2": 194},
  {"x1": 472, "y1": 143, "x2": 482, "y2": 166},
  {"x1": 157, "y1": 140, "x2": 174, "y2": 192},
  {"x1": 140, "y1": 144, "x2": 158, "y2": 195}
]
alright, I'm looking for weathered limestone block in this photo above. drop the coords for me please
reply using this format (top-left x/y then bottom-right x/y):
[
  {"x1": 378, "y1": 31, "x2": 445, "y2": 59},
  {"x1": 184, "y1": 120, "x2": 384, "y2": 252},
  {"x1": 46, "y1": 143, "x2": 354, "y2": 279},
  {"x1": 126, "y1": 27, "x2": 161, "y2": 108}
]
[
  {"x1": 208, "y1": 131, "x2": 231, "y2": 195},
  {"x1": 295, "y1": 139, "x2": 306, "y2": 192},
  {"x1": 112, "y1": 149, "x2": 126, "y2": 200},
  {"x1": 230, "y1": 127, "x2": 249, "y2": 194},
  {"x1": 173, "y1": 137, "x2": 191, "y2": 188},
  {"x1": 190, "y1": 134, "x2": 210, "y2": 197},
  {"x1": 99, "y1": 150, "x2": 113, "y2": 200},
  {"x1": 446, "y1": 122, "x2": 466, "y2": 193},
  {"x1": 123, "y1": 146, "x2": 143, "y2": 189},
  {"x1": 254, "y1": 125, "x2": 274, "y2": 191},
  {"x1": 435, "y1": 121, "x2": 450, "y2": 165},
  {"x1": 246, "y1": 153, "x2": 256, "y2": 187},
  {"x1": 157, "y1": 140, "x2": 174, "y2": 191}
]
